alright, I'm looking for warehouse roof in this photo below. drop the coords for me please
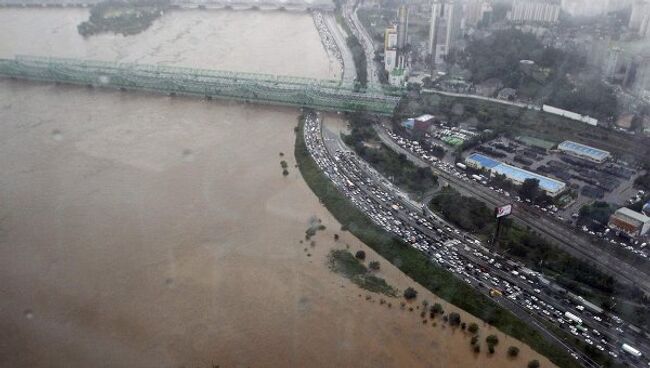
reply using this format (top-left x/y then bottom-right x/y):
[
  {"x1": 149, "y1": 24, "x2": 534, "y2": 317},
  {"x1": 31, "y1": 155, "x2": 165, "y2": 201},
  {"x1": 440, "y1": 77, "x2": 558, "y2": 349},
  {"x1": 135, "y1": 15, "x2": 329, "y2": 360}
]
[
  {"x1": 466, "y1": 153, "x2": 565, "y2": 194},
  {"x1": 614, "y1": 207, "x2": 650, "y2": 223},
  {"x1": 466, "y1": 153, "x2": 501, "y2": 169},
  {"x1": 558, "y1": 140, "x2": 610, "y2": 161}
]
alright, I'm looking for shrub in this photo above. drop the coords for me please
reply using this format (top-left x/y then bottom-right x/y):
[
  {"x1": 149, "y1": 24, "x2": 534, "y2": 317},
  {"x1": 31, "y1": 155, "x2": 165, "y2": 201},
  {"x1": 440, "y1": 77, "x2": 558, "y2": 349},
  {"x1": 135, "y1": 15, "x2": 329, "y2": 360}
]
[
  {"x1": 488, "y1": 345, "x2": 495, "y2": 354},
  {"x1": 508, "y1": 346, "x2": 520, "y2": 357},
  {"x1": 473, "y1": 344, "x2": 481, "y2": 353},
  {"x1": 528, "y1": 360, "x2": 540, "y2": 368},
  {"x1": 461, "y1": 322, "x2": 467, "y2": 330},
  {"x1": 403, "y1": 287, "x2": 418, "y2": 300},
  {"x1": 448, "y1": 312, "x2": 461, "y2": 326},
  {"x1": 470, "y1": 336, "x2": 478, "y2": 345},
  {"x1": 282, "y1": 169, "x2": 289, "y2": 176},
  {"x1": 486, "y1": 335, "x2": 499, "y2": 346},
  {"x1": 430, "y1": 303, "x2": 444, "y2": 316},
  {"x1": 468, "y1": 323, "x2": 479, "y2": 334},
  {"x1": 369, "y1": 261, "x2": 381, "y2": 270},
  {"x1": 355, "y1": 250, "x2": 366, "y2": 260}
]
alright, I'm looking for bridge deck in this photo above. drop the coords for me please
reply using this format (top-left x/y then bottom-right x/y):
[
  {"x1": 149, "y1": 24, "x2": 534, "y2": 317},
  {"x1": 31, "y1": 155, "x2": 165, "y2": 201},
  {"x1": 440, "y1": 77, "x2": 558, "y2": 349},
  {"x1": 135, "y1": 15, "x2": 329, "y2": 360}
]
[{"x1": 0, "y1": 55, "x2": 401, "y2": 115}]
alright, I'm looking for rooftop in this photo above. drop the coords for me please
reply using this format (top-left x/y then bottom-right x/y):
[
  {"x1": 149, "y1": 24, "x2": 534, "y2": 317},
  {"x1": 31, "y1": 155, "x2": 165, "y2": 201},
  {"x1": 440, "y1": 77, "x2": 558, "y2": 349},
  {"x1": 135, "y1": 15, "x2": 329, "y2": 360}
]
[
  {"x1": 557, "y1": 140, "x2": 610, "y2": 161},
  {"x1": 466, "y1": 153, "x2": 501, "y2": 169},
  {"x1": 415, "y1": 114, "x2": 435, "y2": 122},
  {"x1": 614, "y1": 207, "x2": 650, "y2": 223},
  {"x1": 466, "y1": 153, "x2": 565, "y2": 193}
]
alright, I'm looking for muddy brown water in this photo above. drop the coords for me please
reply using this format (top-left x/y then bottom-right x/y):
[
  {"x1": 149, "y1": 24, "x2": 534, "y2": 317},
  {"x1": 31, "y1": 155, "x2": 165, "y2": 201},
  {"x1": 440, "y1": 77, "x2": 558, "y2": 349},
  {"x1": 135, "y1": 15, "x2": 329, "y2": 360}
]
[{"x1": 0, "y1": 9, "x2": 556, "y2": 368}]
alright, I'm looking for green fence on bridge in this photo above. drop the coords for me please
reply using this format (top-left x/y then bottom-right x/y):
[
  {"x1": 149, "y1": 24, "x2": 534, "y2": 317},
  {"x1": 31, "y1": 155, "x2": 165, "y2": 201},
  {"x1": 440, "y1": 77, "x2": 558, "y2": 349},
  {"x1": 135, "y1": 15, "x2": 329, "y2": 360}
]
[{"x1": 0, "y1": 55, "x2": 402, "y2": 115}]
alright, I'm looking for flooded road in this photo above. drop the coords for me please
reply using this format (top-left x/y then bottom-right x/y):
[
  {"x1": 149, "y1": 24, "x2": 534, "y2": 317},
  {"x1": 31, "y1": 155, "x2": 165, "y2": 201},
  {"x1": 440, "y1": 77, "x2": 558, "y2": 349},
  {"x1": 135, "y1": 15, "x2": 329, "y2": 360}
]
[{"x1": 0, "y1": 9, "x2": 555, "y2": 368}]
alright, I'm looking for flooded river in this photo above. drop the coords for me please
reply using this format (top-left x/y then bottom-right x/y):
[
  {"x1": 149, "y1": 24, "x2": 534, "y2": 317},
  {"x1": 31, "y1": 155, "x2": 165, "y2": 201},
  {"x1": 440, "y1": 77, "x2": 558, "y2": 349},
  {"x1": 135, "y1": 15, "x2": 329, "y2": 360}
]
[{"x1": 0, "y1": 8, "x2": 555, "y2": 368}]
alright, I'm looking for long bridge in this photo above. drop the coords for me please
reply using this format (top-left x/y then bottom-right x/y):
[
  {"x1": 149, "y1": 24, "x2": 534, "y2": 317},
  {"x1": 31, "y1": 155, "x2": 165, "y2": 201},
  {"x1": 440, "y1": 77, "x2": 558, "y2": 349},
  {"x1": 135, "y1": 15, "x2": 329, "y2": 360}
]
[{"x1": 0, "y1": 55, "x2": 401, "y2": 115}]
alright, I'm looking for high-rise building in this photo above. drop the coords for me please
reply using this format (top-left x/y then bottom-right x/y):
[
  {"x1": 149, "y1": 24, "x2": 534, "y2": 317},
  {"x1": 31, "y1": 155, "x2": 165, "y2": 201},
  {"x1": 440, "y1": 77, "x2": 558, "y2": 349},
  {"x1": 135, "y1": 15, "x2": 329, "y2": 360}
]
[
  {"x1": 507, "y1": 0, "x2": 561, "y2": 23},
  {"x1": 463, "y1": 0, "x2": 491, "y2": 28},
  {"x1": 633, "y1": 58, "x2": 650, "y2": 96},
  {"x1": 396, "y1": 4, "x2": 409, "y2": 70},
  {"x1": 629, "y1": 0, "x2": 650, "y2": 30},
  {"x1": 384, "y1": 26, "x2": 398, "y2": 72},
  {"x1": 428, "y1": 0, "x2": 462, "y2": 66},
  {"x1": 604, "y1": 47, "x2": 623, "y2": 79},
  {"x1": 397, "y1": 5, "x2": 409, "y2": 49}
]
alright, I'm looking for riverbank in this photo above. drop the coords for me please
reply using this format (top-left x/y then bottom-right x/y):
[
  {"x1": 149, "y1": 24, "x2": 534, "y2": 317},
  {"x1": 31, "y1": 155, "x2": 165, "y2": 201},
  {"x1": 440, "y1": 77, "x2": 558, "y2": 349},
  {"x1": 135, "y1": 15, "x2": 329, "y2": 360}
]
[{"x1": 295, "y1": 114, "x2": 578, "y2": 368}]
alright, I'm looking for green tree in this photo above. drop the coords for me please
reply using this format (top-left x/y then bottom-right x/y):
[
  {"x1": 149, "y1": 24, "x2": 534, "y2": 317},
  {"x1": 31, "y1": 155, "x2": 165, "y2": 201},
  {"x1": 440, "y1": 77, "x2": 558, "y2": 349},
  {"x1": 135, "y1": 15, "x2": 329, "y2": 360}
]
[
  {"x1": 403, "y1": 287, "x2": 418, "y2": 300},
  {"x1": 355, "y1": 250, "x2": 366, "y2": 260},
  {"x1": 448, "y1": 312, "x2": 462, "y2": 326},
  {"x1": 468, "y1": 322, "x2": 479, "y2": 334},
  {"x1": 519, "y1": 178, "x2": 540, "y2": 202},
  {"x1": 508, "y1": 346, "x2": 520, "y2": 357},
  {"x1": 528, "y1": 359, "x2": 540, "y2": 368},
  {"x1": 430, "y1": 303, "x2": 444, "y2": 316},
  {"x1": 486, "y1": 335, "x2": 499, "y2": 346}
]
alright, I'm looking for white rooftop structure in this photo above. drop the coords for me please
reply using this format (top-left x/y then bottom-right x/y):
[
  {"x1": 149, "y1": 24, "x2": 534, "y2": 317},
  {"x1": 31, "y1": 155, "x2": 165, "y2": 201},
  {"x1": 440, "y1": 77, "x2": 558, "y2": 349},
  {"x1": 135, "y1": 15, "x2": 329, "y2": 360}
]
[{"x1": 557, "y1": 140, "x2": 611, "y2": 163}]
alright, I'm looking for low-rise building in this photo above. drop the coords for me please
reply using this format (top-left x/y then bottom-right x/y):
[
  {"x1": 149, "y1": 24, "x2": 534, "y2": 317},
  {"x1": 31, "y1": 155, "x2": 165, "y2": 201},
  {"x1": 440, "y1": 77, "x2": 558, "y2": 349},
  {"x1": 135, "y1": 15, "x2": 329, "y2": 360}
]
[
  {"x1": 465, "y1": 153, "x2": 566, "y2": 197},
  {"x1": 616, "y1": 113, "x2": 636, "y2": 130},
  {"x1": 608, "y1": 207, "x2": 650, "y2": 237},
  {"x1": 557, "y1": 140, "x2": 611, "y2": 163}
]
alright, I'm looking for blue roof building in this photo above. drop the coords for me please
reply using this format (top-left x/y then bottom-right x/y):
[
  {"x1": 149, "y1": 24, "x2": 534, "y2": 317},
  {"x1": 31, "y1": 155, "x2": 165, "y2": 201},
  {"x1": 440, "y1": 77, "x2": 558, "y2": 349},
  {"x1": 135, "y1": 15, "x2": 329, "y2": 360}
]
[
  {"x1": 557, "y1": 140, "x2": 610, "y2": 163},
  {"x1": 465, "y1": 153, "x2": 566, "y2": 197}
]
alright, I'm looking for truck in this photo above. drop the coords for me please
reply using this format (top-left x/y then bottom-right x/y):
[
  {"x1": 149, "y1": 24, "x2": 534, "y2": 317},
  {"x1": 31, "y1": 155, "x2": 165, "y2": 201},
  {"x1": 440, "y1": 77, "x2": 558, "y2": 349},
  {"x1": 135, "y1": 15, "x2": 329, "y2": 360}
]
[
  {"x1": 564, "y1": 311, "x2": 582, "y2": 325},
  {"x1": 622, "y1": 343, "x2": 642, "y2": 358},
  {"x1": 456, "y1": 163, "x2": 467, "y2": 170}
]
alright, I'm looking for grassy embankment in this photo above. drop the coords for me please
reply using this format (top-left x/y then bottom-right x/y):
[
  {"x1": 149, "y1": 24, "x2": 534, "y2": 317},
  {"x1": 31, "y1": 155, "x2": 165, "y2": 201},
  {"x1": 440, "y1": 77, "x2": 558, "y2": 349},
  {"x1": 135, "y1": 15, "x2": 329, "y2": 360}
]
[{"x1": 294, "y1": 116, "x2": 581, "y2": 368}]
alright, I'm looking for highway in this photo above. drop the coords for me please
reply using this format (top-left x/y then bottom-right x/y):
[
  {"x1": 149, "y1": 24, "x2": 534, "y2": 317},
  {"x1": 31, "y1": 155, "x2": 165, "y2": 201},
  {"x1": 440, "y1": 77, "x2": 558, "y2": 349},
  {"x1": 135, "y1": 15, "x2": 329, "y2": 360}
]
[
  {"x1": 303, "y1": 111, "x2": 650, "y2": 368},
  {"x1": 374, "y1": 125, "x2": 650, "y2": 295},
  {"x1": 320, "y1": 12, "x2": 357, "y2": 82},
  {"x1": 342, "y1": 0, "x2": 379, "y2": 85}
]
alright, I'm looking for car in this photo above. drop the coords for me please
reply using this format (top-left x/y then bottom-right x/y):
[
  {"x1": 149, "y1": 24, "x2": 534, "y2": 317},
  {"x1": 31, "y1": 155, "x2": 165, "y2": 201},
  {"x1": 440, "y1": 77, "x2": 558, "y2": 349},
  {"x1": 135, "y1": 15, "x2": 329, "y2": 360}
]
[{"x1": 596, "y1": 345, "x2": 604, "y2": 351}]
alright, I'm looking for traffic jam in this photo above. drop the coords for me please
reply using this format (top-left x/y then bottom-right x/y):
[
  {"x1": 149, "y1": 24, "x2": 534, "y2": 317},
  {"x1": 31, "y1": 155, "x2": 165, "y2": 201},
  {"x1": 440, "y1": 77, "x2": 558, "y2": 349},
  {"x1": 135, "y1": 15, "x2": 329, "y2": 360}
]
[{"x1": 302, "y1": 112, "x2": 649, "y2": 368}]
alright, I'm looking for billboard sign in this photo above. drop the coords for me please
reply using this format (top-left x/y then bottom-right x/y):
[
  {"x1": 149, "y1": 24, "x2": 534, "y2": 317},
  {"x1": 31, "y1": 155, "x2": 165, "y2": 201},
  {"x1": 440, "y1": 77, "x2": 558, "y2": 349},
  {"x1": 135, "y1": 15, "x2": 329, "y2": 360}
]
[{"x1": 495, "y1": 204, "x2": 512, "y2": 218}]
